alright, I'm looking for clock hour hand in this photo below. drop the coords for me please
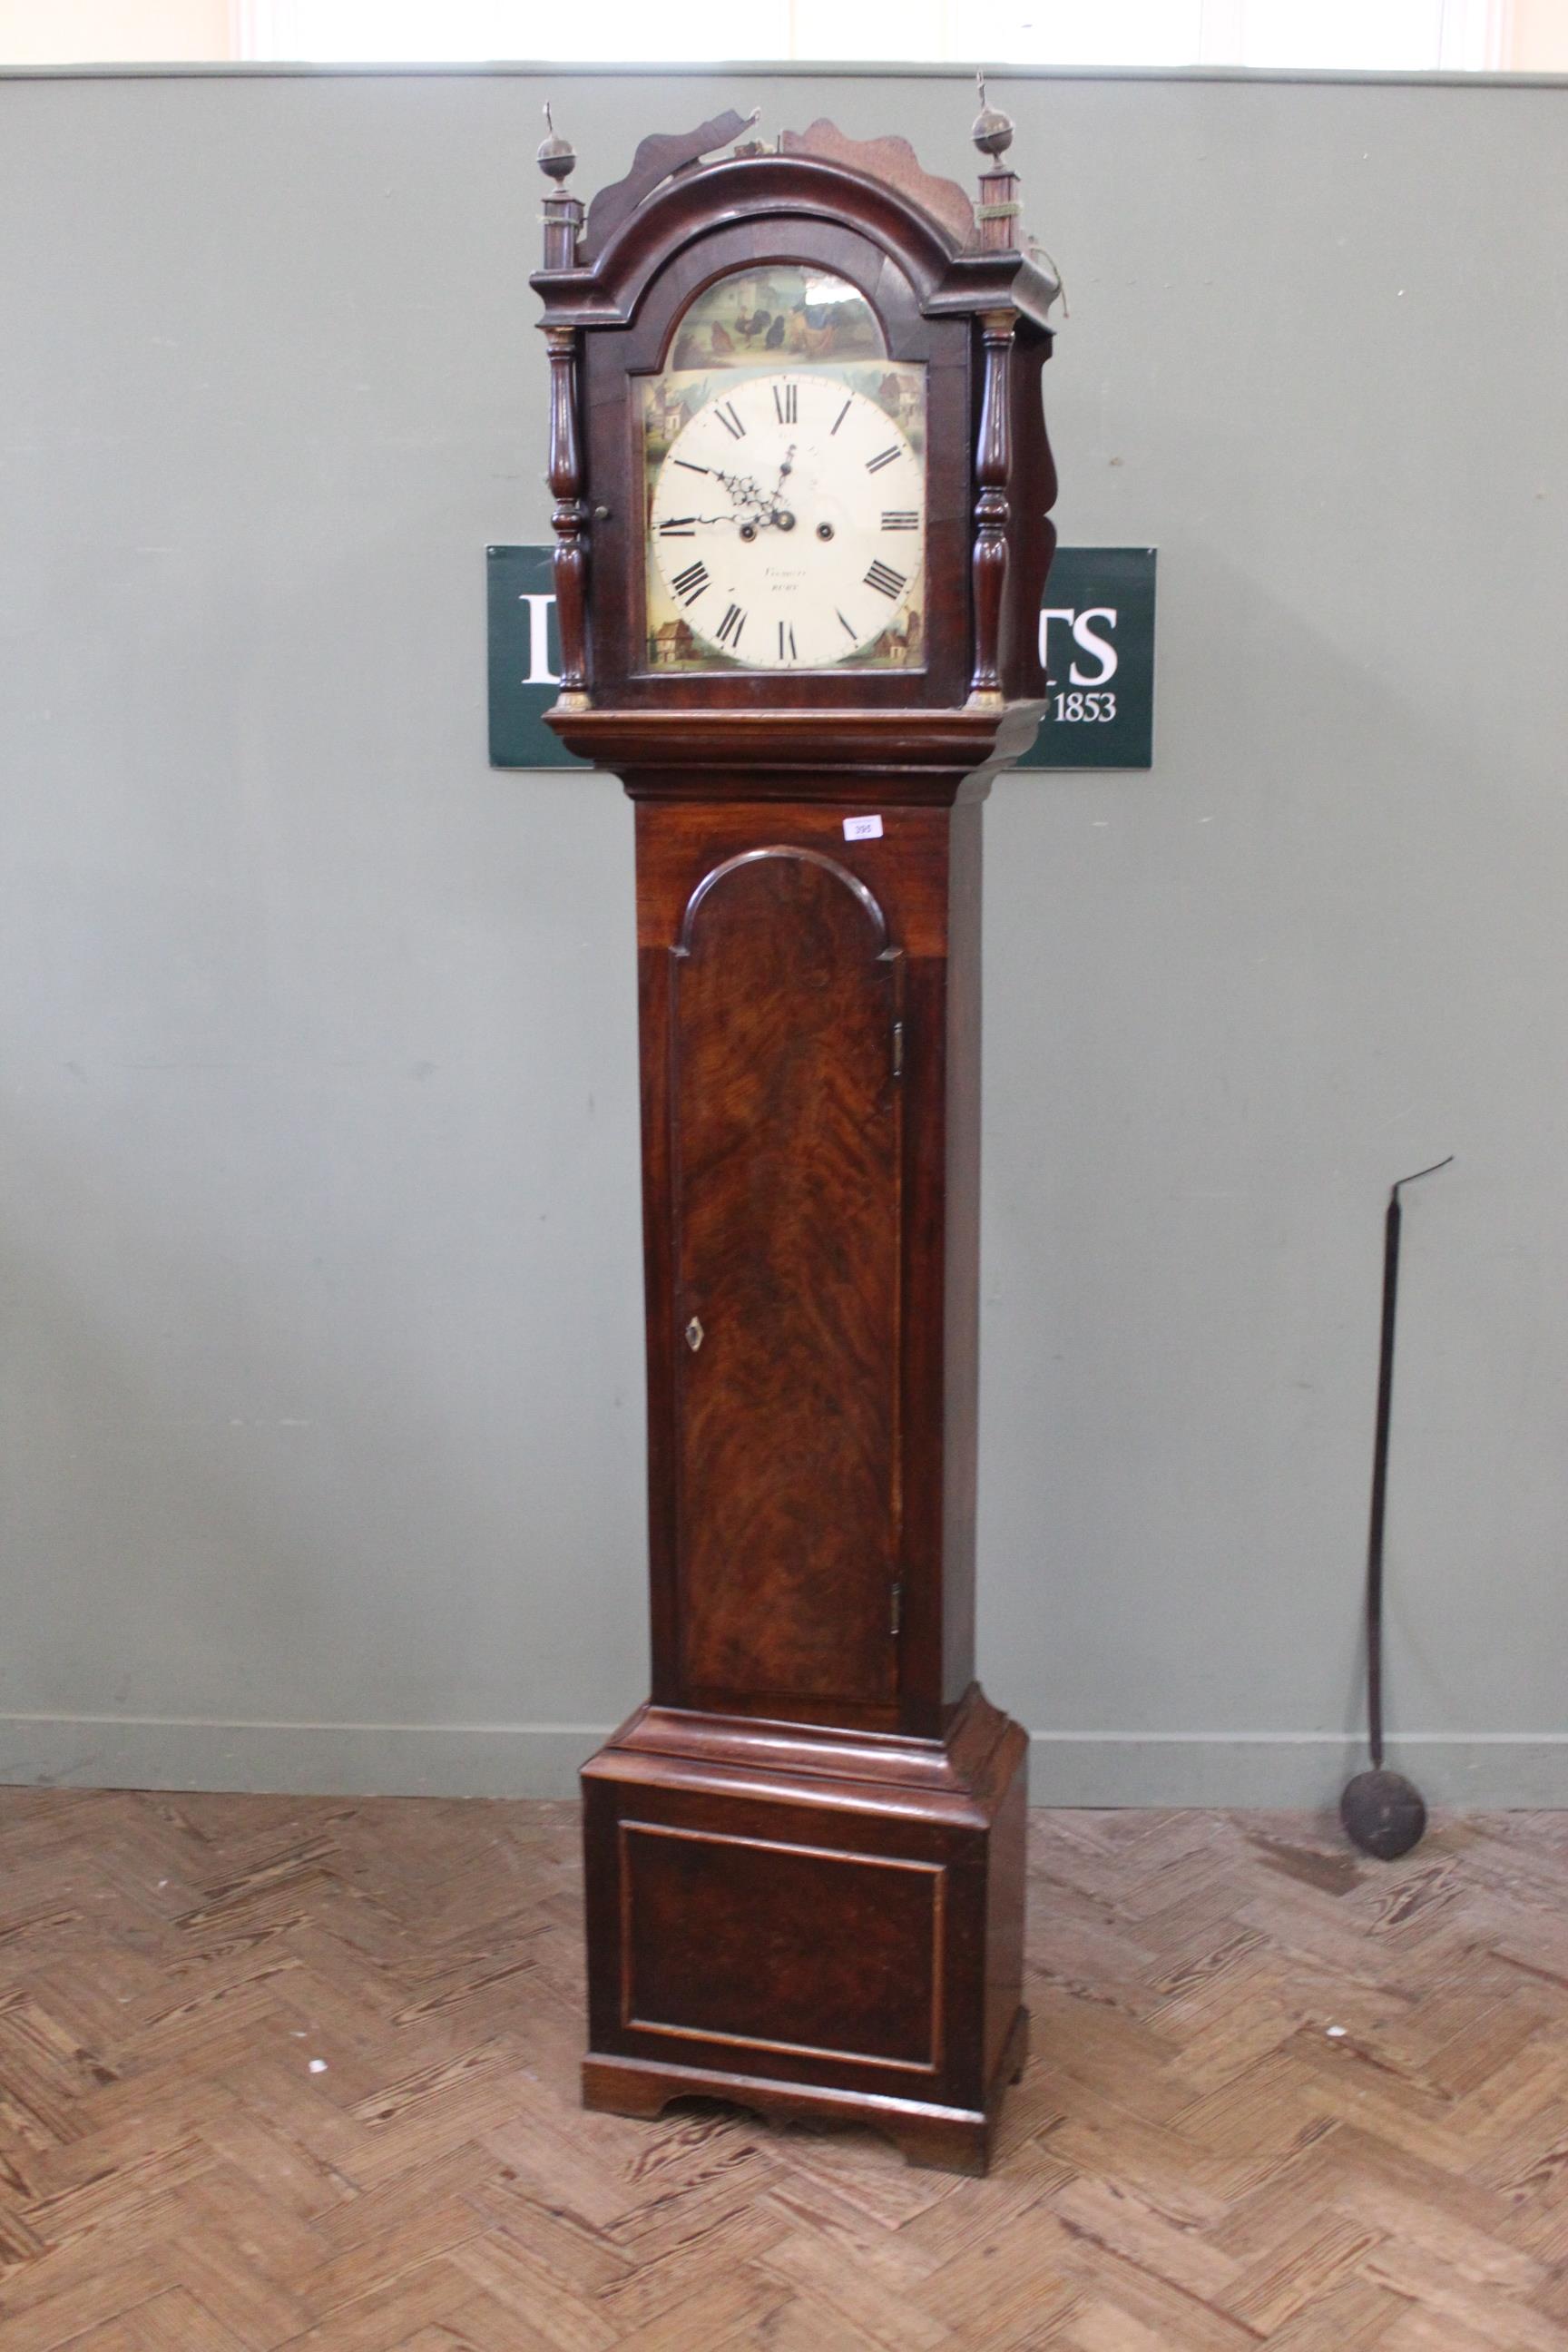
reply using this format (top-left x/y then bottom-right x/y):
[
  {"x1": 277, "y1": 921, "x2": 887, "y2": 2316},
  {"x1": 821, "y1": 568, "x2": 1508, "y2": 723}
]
[
  {"x1": 711, "y1": 466, "x2": 769, "y2": 513},
  {"x1": 660, "y1": 513, "x2": 756, "y2": 528}
]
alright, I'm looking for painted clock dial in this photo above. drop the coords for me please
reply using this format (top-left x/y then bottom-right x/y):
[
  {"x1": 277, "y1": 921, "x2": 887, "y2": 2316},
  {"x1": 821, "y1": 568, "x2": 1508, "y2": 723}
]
[
  {"x1": 647, "y1": 373, "x2": 923, "y2": 671},
  {"x1": 640, "y1": 265, "x2": 926, "y2": 675}
]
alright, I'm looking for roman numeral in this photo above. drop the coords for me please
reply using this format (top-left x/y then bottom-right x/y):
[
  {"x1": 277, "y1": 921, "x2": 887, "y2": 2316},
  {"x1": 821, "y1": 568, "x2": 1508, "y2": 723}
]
[
  {"x1": 866, "y1": 446, "x2": 899, "y2": 474},
  {"x1": 778, "y1": 621, "x2": 797, "y2": 662},
  {"x1": 881, "y1": 511, "x2": 919, "y2": 531},
  {"x1": 772, "y1": 382, "x2": 798, "y2": 425},
  {"x1": 715, "y1": 603, "x2": 746, "y2": 648},
  {"x1": 673, "y1": 458, "x2": 709, "y2": 474},
  {"x1": 715, "y1": 401, "x2": 745, "y2": 438},
  {"x1": 659, "y1": 517, "x2": 697, "y2": 536},
  {"x1": 831, "y1": 398, "x2": 850, "y2": 436},
  {"x1": 838, "y1": 610, "x2": 857, "y2": 641},
  {"x1": 864, "y1": 560, "x2": 906, "y2": 600},
  {"x1": 671, "y1": 560, "x2": 710, "y2": 604}
]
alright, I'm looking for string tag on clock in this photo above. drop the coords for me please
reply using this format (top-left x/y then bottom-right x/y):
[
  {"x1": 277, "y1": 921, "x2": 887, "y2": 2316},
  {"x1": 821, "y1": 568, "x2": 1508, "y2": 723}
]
[{"x1": 844, "y1": 814, "x2": 883, "y2": 841}]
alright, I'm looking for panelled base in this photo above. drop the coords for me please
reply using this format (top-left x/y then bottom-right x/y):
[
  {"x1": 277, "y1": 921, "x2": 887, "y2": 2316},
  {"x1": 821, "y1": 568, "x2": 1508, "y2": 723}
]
[{"x1": 580, "y1": 1685, "x2": 1028, "y2": 2176}]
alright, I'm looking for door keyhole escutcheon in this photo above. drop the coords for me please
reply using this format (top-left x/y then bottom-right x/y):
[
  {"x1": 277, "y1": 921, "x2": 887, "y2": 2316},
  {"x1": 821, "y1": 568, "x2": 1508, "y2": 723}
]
[{"x1": 685, "y1": 1317, "x2": 704, "y2": 1353}]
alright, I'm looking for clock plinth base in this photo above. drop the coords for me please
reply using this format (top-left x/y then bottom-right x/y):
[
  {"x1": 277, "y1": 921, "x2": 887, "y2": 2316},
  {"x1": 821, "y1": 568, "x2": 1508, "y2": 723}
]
[{"x1": 580, "y1": 1687, "x2": 1028, "y2": 2178}]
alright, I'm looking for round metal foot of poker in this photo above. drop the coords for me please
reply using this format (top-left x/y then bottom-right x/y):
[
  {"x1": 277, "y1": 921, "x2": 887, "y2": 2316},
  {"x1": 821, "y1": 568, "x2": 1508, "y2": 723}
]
[{"x1": 1340, "y1": 1767, "x2": 1427, "y2": 1859}]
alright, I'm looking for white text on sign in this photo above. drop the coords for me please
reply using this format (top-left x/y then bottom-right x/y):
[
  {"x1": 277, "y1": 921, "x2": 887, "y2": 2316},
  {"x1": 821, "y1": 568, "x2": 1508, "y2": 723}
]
[{"x1": 1039, "y1": 607, "x2": 1118, "y2": 685}]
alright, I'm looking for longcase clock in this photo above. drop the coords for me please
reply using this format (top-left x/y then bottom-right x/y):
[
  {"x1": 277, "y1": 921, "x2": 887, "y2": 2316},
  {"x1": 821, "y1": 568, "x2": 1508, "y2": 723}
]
[{"x1": 532, "y1": 93, "x2": 1060, "y2": 2174}]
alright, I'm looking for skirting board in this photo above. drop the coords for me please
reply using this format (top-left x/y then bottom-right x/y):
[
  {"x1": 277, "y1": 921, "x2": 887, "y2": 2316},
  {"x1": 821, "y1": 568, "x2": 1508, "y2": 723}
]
[{"x1": 3, "y1": 1717, "x2": 1568, "y2": 1808}]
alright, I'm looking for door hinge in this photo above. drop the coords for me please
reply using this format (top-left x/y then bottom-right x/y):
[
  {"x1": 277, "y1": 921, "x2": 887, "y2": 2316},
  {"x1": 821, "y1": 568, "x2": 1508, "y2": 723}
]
[
  {"x1": 892, "y1": 1019, "x2": 905, "y2": 1082},
  {"x1": 890, "y1": 1579, "x2": 904, "y2": 1639}
]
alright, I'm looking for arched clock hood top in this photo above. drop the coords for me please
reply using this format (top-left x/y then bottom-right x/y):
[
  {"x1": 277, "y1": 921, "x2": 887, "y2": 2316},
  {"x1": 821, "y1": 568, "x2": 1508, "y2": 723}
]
[{"x1": 531, "y1": 106, "x2": 1061, "y2": 338}]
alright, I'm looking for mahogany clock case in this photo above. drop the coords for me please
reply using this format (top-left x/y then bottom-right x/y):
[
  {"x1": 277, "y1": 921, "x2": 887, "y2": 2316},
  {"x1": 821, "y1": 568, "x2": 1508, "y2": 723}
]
[
  {"x1": 582, "y1": 778, "x2": 1030, "y2": 2172},
  {"x1": 532, "y1": 115, "x2": 1059, "y2": 2174}
]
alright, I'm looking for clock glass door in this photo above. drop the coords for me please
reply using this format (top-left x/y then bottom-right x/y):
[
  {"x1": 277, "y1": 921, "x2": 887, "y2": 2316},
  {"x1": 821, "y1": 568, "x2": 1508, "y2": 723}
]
[{"x1": 671, "y1": 848, "x2": 904, "y2": 1716}]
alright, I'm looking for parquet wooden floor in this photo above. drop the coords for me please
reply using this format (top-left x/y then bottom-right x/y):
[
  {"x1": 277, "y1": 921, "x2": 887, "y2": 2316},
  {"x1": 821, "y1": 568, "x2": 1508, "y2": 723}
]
[{"x1": 3, "y1": 1795, "x2": 1568, "y2": 2351}]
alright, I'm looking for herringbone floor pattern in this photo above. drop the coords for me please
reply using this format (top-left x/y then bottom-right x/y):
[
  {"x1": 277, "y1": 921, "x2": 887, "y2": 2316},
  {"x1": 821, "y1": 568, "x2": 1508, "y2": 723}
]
[{"x1": 2, "y1": 1793, "x2": 1567, "y2": 2348}]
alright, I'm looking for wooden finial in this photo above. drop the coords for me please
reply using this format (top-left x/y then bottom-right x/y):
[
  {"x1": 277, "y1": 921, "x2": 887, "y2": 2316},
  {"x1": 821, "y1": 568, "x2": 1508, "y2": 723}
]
[
  {"x1": 538, "y1": 102, "x2": 583, "y2": 273},
  {"x1": 972, "y1": 72, "x2": 1014, "y2": 160},
  {"x1": 538, "y1": 101, "x2": 576, "y2": 184},
  {"x1": 971, "y1": 71, "x2": 1022, "y2": 254}
]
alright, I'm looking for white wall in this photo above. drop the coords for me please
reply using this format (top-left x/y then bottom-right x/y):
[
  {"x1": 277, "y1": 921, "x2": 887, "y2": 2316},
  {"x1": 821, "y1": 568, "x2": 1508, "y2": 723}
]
[{"x1": 2, "y1": 65, "x2": 1564, "y2": 1803}]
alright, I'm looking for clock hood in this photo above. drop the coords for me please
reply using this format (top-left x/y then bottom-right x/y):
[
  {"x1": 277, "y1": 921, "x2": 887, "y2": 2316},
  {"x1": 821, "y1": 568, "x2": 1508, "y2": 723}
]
[{"x1": 531, "y1": 93, "x2": 1062, "y2": 729}]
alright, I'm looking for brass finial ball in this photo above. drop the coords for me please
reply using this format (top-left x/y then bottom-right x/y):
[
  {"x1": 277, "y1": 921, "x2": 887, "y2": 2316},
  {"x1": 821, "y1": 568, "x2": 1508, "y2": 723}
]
[
  {"x1": 972, "y1": 72, "x2": 1014, "y2": 160},
  {"x1": 538, "y1": 101, "x2": 575, "y2": 184}
]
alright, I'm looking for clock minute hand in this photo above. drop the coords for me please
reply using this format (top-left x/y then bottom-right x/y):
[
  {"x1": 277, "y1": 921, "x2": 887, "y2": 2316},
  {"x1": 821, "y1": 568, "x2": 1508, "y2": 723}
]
[{"x1": 752, "y1": 446, "x2": 798, "y2": 531}]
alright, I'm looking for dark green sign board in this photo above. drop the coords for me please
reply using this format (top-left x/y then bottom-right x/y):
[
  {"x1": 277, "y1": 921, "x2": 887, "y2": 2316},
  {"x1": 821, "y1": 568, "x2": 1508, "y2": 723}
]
[{"x1": 486, "y1": 544, "x2": 1155, "y2": 770}]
